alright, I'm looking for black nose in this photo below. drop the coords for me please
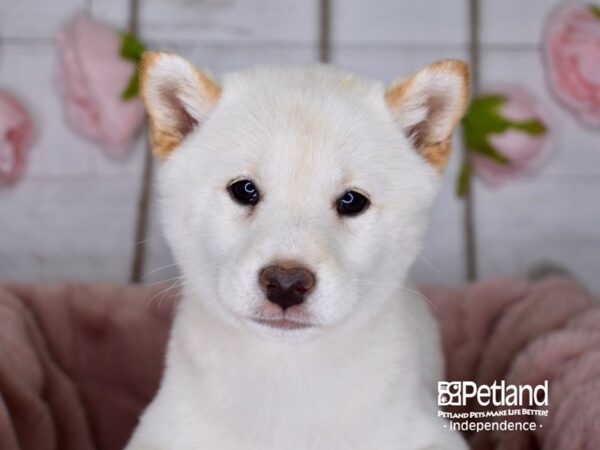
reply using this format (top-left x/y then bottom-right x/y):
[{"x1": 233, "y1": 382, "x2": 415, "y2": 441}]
[{"x1": 259, "y1": 265, "x2": 316, "y2": 310}]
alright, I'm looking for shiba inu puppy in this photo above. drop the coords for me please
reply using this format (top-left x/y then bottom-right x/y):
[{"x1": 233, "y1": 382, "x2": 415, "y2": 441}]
[{"x1": 126, "y1": 52, "x2": 469, "y2": 450}]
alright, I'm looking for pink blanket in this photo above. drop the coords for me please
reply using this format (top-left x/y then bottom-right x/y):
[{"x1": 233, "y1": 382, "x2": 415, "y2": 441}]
[
  {"x1": 0, "y1": 277, "x2": 598, "y2": 449},
  {"x1": 424, "y1": 277, "x2": 600, "y2": 449},
  {"x1": 0, "y1": 283, "x2": 174, "y2": 450}
]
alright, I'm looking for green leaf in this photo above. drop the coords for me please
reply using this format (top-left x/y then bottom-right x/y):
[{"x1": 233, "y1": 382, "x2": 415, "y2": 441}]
[
  {"x1": 590, "y1": 4, "x2": 600, "y2": 19},
  {"x1": 461, "y1": 94, "x2": 546, "y2": 165},
  {"x1": 121, "y1": 71, "x2": 139, "y2": 100},
  {"x1": 456, "y1": 158, "x2": 471, "y2": 197},
  {"x1": 119, "y1": 32, "x2": 145, "y2": 100},
  {"x1": 120, "y1": 32, "x2": 145, "y2": 63}
]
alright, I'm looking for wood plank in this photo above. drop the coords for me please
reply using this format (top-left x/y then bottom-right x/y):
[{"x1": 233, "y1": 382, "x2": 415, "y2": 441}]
[
  {"x1": 331, "y1": 0, "x2": 466, "y2": 46},
  {"x1": 0, "y1": 177, "x2": 140, "y2": 282},
  {"x1": 92, "y1": 0, "x2": 319, "y2": 43},
  {"x1": 475, "y1": 178, "x2": 600, "y2": 293},
  {"x1": 480, "y1": 0, "x2": 563, "y2": 46},
  {"x1": 0, "y1": 0, "x2": 86, "y2": 40}
]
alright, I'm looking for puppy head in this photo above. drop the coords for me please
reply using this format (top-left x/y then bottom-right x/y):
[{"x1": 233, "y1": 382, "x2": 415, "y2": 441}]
[{"x1": 140, "y1": 53, "x2": 469, "y2": 339}]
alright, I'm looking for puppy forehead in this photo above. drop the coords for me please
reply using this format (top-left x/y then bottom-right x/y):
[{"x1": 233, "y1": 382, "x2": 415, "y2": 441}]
[
  {"x1": 222, "y1": 64, "x2": 382, "y2": 109},
  {"x1": 213, "y1": 65, "x2": 400, "y2": 182}
]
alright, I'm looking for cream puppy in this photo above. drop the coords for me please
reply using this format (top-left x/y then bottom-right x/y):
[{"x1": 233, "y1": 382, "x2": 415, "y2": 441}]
[{"x1": 126, "y1": 52, "x2": 470, "y2": 450}]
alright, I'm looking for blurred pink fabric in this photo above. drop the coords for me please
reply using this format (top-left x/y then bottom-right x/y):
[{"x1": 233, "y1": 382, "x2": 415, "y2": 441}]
[
  {"x1": 0, "y1": 283, "x2": 174, "y2": 450},
  {"x1": 0, "y1": 92, "x2": 34, "y2": 185},
  {"x1": 544, "y1": 4, "x2": 600, "y2": 128},
  {"x1": 0, "y1": 277, "x2": 599, "y2": 449},
  {"x1": 423, "y1": 276, "x2": 600, "y2": 450},
  {"x1": 57, "y1": 14, "x2": 145, "y2": 156},
  {"x1": 471, "y1": 86, "x2": 552, "y2": 186}
]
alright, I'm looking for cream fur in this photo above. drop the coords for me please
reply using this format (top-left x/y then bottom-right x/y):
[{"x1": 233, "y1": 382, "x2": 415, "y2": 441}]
[{"x1": 127, "y1": 54, "x2": 469, "y2": 450}]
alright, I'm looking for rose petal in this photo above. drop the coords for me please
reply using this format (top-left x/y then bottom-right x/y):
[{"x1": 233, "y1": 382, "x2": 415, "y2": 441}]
[
  {"x1": 543, "y1": 4, "x2": 600, "y2": 128},
  {"x1": 56, "y1": 13, "x2": 145, "y2": 156},
  {"x1": 471, "y1": 86, "x2": 552, "y2": 186},
  {"x1": 0, "y1": 92, "x2": 34, "y2": 185}
]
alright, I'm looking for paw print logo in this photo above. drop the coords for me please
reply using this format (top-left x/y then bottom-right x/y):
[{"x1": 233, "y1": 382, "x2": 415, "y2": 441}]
[{"x1": 438, "y1": 381, "x2": 462, "y2": 406}]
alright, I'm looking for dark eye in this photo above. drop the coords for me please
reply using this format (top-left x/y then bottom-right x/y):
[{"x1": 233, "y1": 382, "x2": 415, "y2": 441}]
[
  {"x1": 336, "y1": 190, "x2": 369, "y2": 216},
  {"x1": 228, "y1": 179, "x2": 259, "y2": 206}
]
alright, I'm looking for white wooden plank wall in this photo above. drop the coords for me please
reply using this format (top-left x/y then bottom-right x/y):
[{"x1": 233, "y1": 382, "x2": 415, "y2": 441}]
[
  {"x1": 0, "y1": 0, "x2": 145, "y2": 282},
  {"x1": 0, "y1": 0, "x2": 598, "y2": 292},
  {"x1": 476, "y1": 0, "x2": 600, "y2": 291}
]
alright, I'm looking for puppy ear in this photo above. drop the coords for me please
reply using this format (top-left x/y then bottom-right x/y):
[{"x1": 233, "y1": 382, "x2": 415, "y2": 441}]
[
  {"x1": 385, "y1": 60, "x2": 470, "y2": 170},
  {"x1": 139, "y1": 51, "x2": 221, "y2": 158}
]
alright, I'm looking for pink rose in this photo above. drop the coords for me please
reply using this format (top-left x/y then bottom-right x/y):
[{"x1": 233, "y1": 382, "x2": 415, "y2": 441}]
[
  {"x1": 471, "y1": 86, "x2": 553, "y2": 186},
  {"x1": 0, "y1": 91, "x2": 34, "y2": 185},
  {"x1": 544, "y1": 4, "x2": 600, "y2": 128},
  {"x1": 57, "y1": 13, "x2": 145, "y2": 156}
]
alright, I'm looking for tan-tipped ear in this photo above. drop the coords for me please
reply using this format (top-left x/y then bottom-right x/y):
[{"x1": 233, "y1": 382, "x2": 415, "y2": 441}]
[
  {"x1": 385, "y1": 60, "x2": 470, "y2": 170},
  {"x1": 139, "y1": 51, "x2": 221, "y2": 158}
]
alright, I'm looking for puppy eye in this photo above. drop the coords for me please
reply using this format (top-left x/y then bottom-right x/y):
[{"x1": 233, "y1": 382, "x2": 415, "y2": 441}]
[
  {"x1": 228, "y1": 179, "x2": 260, "y2": 206},
  {"x1": 336, "y1": 190, "x2": 369, "y2": 216}
]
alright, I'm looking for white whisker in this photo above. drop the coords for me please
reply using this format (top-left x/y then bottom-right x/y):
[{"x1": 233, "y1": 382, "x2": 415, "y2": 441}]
[{"x1": 417, "y1": 254, "x2": 450, "y2": 283}]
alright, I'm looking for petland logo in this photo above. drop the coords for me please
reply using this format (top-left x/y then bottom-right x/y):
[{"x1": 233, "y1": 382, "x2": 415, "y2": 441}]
[{"x1": 438, "y1": 380, "x2": 549, "y2": 407}]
